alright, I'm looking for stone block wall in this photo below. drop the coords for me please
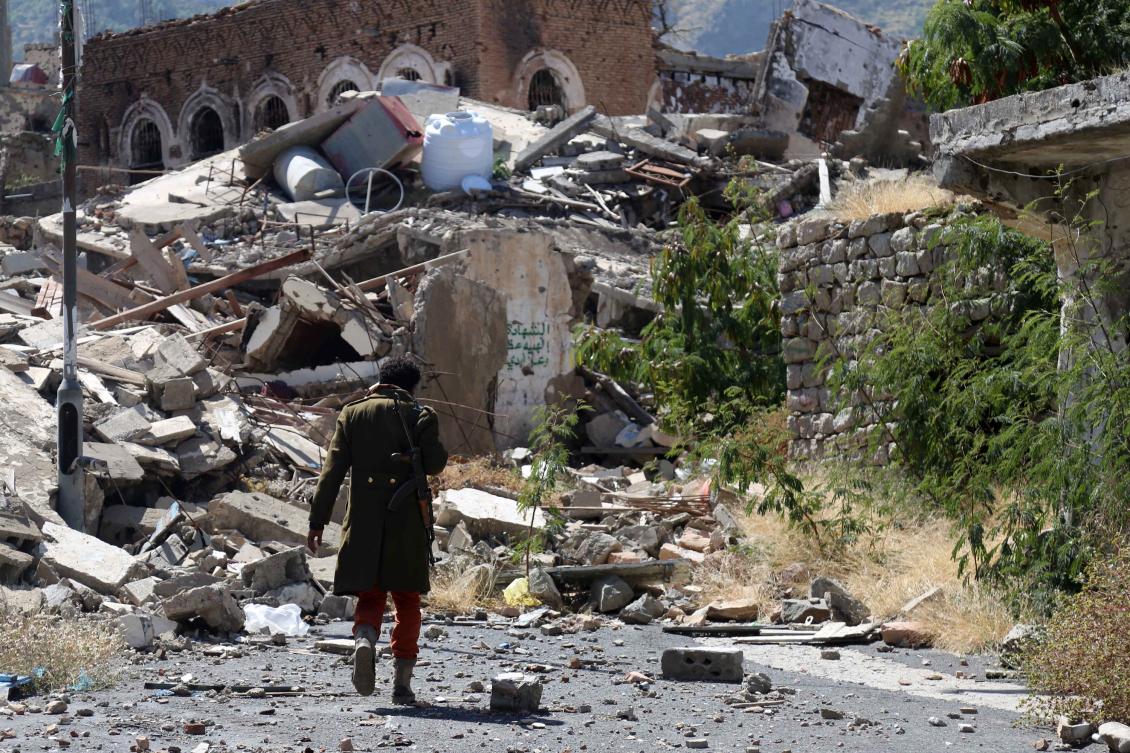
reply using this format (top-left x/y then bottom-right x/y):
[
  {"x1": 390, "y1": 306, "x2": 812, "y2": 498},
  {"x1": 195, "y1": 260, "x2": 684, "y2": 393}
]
[{"x1": 777, "y1": 208, "x2": 994, "y2": 463}]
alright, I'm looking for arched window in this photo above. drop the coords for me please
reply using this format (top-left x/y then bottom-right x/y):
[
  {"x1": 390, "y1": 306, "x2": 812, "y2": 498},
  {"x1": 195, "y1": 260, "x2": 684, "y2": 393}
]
[
  {"x1": 328, "y1": 80, "x2": 360, "y2": 106},
  {"x1": 190, "y1": 107, "x2": 225, "y2": 160},
  {"x1": 253, "y1": 95, "x2": 291, "y2": 132},
  {"x1": 528, "y1": 68, "x2": 564, "y2": 110},
  {"x1": 129, "y1": 118, "x2": 163, "y2": 183},
  {"x1": 396, "y1": 67, "x2": 422, "y2": 81}
]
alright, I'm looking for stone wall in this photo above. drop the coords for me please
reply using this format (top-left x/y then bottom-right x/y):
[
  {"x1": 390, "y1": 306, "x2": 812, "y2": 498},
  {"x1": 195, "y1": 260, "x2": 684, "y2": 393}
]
[
  {"x1": 77, "y1": 0, "x2": 656, "y2": 171},
  {"x1": 778, "y1": 208, "x2": 991, "y2": 462}
]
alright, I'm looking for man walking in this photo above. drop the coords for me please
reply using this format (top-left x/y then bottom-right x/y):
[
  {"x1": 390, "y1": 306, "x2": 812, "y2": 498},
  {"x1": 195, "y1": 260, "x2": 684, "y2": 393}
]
[{"x1": 307, "y1": 355, "x2": 448, "y2": 703}]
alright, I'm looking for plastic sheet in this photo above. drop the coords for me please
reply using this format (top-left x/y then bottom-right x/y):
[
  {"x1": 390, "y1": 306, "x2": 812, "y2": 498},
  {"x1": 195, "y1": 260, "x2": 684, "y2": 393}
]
[{"x1": 243, "y1": 603, "x2": 309, "y2": 637}]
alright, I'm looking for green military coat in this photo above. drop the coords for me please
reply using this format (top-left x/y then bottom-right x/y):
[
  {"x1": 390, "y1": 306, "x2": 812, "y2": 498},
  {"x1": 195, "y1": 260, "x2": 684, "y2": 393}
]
[{"x1": 310, "y1": 385, "x2": 448, "y2": 595}]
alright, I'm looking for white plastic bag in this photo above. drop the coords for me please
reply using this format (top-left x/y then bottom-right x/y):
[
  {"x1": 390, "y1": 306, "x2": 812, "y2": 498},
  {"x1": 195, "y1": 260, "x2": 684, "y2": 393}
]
[{"x1": 243, "y1": 603, "x2": 309, "y2": 637}]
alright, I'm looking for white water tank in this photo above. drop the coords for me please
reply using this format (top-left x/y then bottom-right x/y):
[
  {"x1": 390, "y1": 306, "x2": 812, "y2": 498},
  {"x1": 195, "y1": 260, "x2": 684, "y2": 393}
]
[
  {"x1": 420, "y1": 111, "x2": 494, "y2": 192},
  {"x1": 273, "y1": 146, "x2": 344, "y2": 202}
]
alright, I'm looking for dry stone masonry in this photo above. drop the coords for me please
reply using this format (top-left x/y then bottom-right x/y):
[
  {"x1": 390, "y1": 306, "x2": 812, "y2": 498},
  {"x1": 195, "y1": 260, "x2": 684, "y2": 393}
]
[{"x1": 778, "y1": 206, "x2": 999, "y2": 462}]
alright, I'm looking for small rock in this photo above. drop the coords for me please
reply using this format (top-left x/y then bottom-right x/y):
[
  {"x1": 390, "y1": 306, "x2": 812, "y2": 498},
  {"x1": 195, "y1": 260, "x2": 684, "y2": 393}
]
[
  {"x1": 928, "y1": 717, "x2": 946, "y2": 727},
  {"x1": 959, "y1": 723, "x2": 976, "y2": 733},
  {"x1": 135, "y1": 736, "x2": 150, "y2": 751},
  {"x1": 820, "y1": 708, "x2": 844, "y2": 720},
  {"x1": 424, "y1": 625, "x2": 445, "y2": 640},
  {"x1": 686, "y1": 740, "x2": 709, "y2": 749},
  {"x1": 339, "y1": 738, "x2": 354, "y2": 752},
  {"x1": 46, "y1": 701, "x2": 68, "y2": 715},
  {"x1": 1033, "y1": 739, "x2": 1049, "y2": 751},
  {"x1": 183, "y1": 721, "x2": 206, "y2": 735},
  {"x1": 745, "y1": 672, "x2": 772, "y2": 694},
  {"x1": 820, "y1": 649, "x2": 840, "y2": 660}
]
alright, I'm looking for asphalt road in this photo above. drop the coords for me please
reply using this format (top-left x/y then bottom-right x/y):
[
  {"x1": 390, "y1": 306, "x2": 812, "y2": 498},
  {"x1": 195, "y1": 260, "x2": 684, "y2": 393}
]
[{"x1": 0, "y1": 617, "x2": 1048, "y2": 753}]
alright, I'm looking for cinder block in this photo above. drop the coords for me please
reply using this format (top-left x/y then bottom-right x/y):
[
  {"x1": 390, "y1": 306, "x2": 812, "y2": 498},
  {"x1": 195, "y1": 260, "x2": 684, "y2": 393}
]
[{"x1": 661, "y1": 647, "x2": 744, "y2": 683}]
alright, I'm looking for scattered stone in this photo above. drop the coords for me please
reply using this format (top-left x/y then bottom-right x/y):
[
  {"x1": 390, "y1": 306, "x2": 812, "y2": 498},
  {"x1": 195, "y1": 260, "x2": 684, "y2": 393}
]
[
  {"x1": 527, "y1": 567, "x2": 563, "y2": 610},
  {"x1": 959, "y1": 723, "x2": 976, "y2": 733},
  {"x1": 820, "y1": 649, "x2": 840, "y2": 660},
  {"x1": 820, "y1": 708, "x2": 844, "y2": 720},
  {"x1": 162, "y1": 583, "x2": 245, "y2": 632},
  {"x1": 745, "y1": 672, "x2": 772, "y2": 694},
  {"x1": 704, "y1": 598, "x2": 760, "y2": 622},
  {"x1": 810, "y1": 576, "x2": 870, "y2": 625},
  {"x1": 592, "y1": 575, "x2": 634, "y2": 613},
  {"x1": 881, "y1": 621, "x2": 933, "y2": 648},
  {"x1": 928, "y1": 717, "x2": 946, "y2": 727},
  {"x1": 780, "y1": 598, "x2": 831, "y2": 624},
  {"x1": 619, "y1": 594, "x2": 665, "y2": 625},
  {"x1": 686, "y1": 739, "x2": 709, "y2": 749},
  {"x1": 1097, "y1": 722, "x2": 1130, "y2": 753}
]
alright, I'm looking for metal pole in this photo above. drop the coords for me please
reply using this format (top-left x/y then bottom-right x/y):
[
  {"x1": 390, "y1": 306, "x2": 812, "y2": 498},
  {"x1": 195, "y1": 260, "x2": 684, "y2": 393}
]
[{"x1": 56, "y1": 0, "x2": 84, "y2": 530}]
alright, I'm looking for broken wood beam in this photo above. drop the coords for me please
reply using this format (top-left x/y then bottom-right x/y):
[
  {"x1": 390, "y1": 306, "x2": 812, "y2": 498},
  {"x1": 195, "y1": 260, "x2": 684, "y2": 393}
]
[
  {"x1": 76, "y1": 356, "x2": 147, "y2": 386},
  {"x1": 590, "y1": 114, "x2": 713, "y2": 170},
  {"x1": 185, "y1": 317, "x2": 247, "y2": 340},
  {"x1": 90, "y1": 248, "x2": 312, "y2": 331},
  {"x1": 129, "y1": 227, "x2": 181, "y2": 294},
  {"x1": 515, "y1": 105, "x2": 597, "y2": 172}
]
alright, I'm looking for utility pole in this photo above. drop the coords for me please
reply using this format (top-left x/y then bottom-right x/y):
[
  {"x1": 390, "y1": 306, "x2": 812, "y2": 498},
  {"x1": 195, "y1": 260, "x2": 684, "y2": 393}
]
[{"x1": 56, "y1": 0, "x2": 84, "y2": 530}]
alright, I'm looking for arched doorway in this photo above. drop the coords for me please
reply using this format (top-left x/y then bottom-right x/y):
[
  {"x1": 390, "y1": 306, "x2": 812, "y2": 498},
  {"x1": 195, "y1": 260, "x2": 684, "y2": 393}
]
[
  {"x1": 397, "y1": 67, "x2": 422, "y2": 81},
  {"x1": 327, "y1": 80, "x2": 360, "y2": 107},
  {"x1": 528, "y1": 69, "x2": 565, "y2": 110},
  {"x1": 129, "y1": 118, "x2": 163, "y2": 184},
  {"x1": 253, "y1": 94, "x2": 291, "y2": 132},
  {"x1": 190, "y1": 107, "x2": 225, "y2": 160}
]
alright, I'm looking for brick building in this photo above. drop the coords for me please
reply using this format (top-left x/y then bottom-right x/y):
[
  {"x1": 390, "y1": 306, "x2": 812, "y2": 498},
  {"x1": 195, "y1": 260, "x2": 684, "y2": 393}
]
[{"x1": 77, "y1": 0, "x2": 657, "y2": 174}]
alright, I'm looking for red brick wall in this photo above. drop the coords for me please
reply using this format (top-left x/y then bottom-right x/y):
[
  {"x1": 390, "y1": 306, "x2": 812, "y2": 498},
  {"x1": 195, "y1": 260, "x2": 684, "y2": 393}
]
[
  {"x1": 476, "y1": 0, "x2": 656, "y2": 115},
  {"x1": 78, "y1": 0, "x2": 657, "y2": 168},
  {"x1": 78, "y1": 0, "x2": 481, "y2": 167}
]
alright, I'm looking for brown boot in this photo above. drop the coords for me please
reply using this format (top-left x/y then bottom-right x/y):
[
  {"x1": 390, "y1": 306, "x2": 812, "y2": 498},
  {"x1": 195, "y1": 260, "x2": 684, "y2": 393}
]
[
  {"x1": 352, "y1": 625, "x2": 378, "y2": 696},
  {"x1": 391, "y1": 657, "x2": 416, "y2": 705}
]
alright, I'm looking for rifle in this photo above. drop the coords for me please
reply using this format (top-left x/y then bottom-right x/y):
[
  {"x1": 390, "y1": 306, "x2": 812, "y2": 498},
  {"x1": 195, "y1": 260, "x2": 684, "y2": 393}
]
[{"x1": 387, "y1": 399, "x2": 436, "y2": 566}]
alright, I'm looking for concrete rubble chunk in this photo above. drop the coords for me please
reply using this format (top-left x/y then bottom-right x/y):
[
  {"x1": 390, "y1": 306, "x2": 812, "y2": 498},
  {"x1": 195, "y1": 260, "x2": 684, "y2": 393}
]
[
  {"x1": 437, "y1": 489, "x2": 545, "y2": 540},
  {"x1": 152, "y1": 573, "x2": 220, "y2": 600},
  {"x1": 704, "y1": 598, "x2": 760, "y2": 622},
  {"x1": 881, "y1": 620, "x2": 933, "y2": 648},
  {"x1": 0, "y1": 585, "x2": 44, "y2": 614},
  {"x1": 0, "y1": 368, "x2": 62, "y2": 526},
  {"x1": 0, "y1": 347, "x2": 29, "y2": 373},
  {"x1": 162, "y1": 583, "x2": 245, "y2": 632},
  {"x1": 176, "y1": 436, "x2": 238, "y2": 480},
  {"x1": 94, "y1": 405, "x2": 153, "y2": 444},
  {"x1": 527, "y1": 567, "x2": 563, "y2": 610},
  {"x1": 118, "y1": 612, "x2": 178, "y2": 649},
  {"x1": 318, "y1": 594, "x2": 356, "y2": 620},
  {"x1": 209, "y1": 491, "x2": 342, "y2": 552},
  {"x1": 514, "y1": 105, "x2": 597, "y2": 172},
  {"x1": 661, "y1": 647, "x2": 744, "y2": 683},
  {"x1": 568, "y1": 532, "x2": 622, "y2": 566},
  {"x1": 490, "y1": 672, "x2": 543, "y2": 713},
  {"x1": 37, "y1": 522, "x2": 144, "y2": 595},
  {"x1": 1097, "y1": 722, "x2": 1130, "y2": 753},
  {"x1": 82, "y1": 442, "x2": 147, "y2": 483},
  {"x1": 592, "y1": 575, "x2": 634, "y2": 613},
  {"x1": 138, "y1": 416, "x2": 198, "y2": 446},
  {"x1": 241, "y1": 547, "x2": 312, "y2": 593},
  {"x1": 99, "y1": 506, "x2": 168, "y2": 546},
  {"x1": 155, "y1": 334, "x2": 206, "y2": 375},
  {"x1": 810, "y1": 576, "x2": 870, "y2": 626},
  {"x1": 780, "y1": 598, "x2": 831, "y2": 624},
  {"x1": 121, "y1": 576, "x2": 160, "y2": 607}
]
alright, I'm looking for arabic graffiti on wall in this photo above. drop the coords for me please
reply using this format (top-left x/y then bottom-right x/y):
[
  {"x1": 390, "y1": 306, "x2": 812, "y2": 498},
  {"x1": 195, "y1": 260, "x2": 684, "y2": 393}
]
[{"x1": 506, "y1": 320, "x2": 549, "y2": 371}]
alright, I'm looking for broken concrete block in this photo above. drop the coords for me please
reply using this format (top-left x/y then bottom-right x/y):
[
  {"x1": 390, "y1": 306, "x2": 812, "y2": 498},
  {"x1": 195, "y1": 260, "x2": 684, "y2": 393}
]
[
  {"x1": 780, "y1": 598, "x2": 831, "y2": 624},
  {"x1": 567, "y1": 531, "x2": 622, "y2": 566},
  {"x1": 176, "y1": 436, "x2": 237, "y2": 480},
  {"x1": 704, "y1": 598, "x2": 760, "y2": 622},
  {"x1": 160, "y1": 377, "x2": 196, "y2": 412},
  {"x1": 118, "y1": 612, "x2": 177, "y2": 649},
  {"x1": 138, "y1": 416, "x2": 197, "y2": 446},
  {"x1": 607, "y1": 551, "x2": 644, "y2": 564},
  {"x1": 155, "y1": 334, "x2": 206, "y2": 375},
  {"x1": 677, "y1": 528, "x2": 712, "y2": 553},
  {"x1": 318, "y1": 594, "x2": 356, "y2": 620},
  {"x1": 659, "y1": 542, "x2": 705, "y2": 564},
  {"x1": 0, "y1": 347, "x2": 29, "y2": 373},
  {"x1": 0, "y1": 252, "x2": 46, "y2": 276},
  {"x1": 122, "y1": 442, "x2": 181, "y2": 474},
  {"x1": 121, "y1": 576, "x2": 160, "y2": 607},
  {"x1": 616, "y1": 525, "x2": 661, "y2": 558},
  {"x1": 695, "y1": 128, "x2": 731, "y2": 156},
  {"x1": 241, "y1": 547, "x2": 312, "y2": 594},
  {"x1": 810, "y1": 576, "x2": 870, "y2": 626},
  {"x1": 157, "y1": 534, "x2": 189, "y2": 566},
  {"x1": 446, "y1": 520, "x2": 473, "y2": 552},
  {"x1": 161, "y1": 583, "x2": 245, "y2": 632},
  {"x1": 1056, "y1": 720, "x2": 1094, "y2": 745},
  {"x1": 37, "y1": 522, "x2": 144, "y2": 595},
  {"x1": 1097, "y1": 722, "x2": 1130, "y2": 753},
  {"x1": 592, "y1": 575, "x2": 634, "y2": 613},
  {"x1": 437, "y1": 489, "x2": 545, "y2": 539},
  {"x1": 880, "y1": 620, "x2": 933, "y2": 648},
  {"x1": 489, "y1": 672, "x2": 543, "y2": 712},
  {"x1": 82, "y1": 442, "x2": 147, "y2": 484},
  {"x1": 660, "y1": 647, "x2": 744, "y2": 683},
  {"x1": 270, "y1": 581, "x2": 321, "y2": 613},
  {"x1": 209, "y1": 491, "x2": 341, "y2": 552},
  {"x1": 152, "y1": 573, "x2": 220, "y2": 600},
  {"x1": 585, "y1": 411, "x2": 629, "y2": 447},
  {"x1": 192, "y1": 368, "x2": 229, "y2": 399},
  {"x1": 308, "y1": 555, "x2": 336, "y2": 589},
  {"x1": 0, "y1": 585, "x2": 43, "y2": 614},
  {"x1": 0, "y1": 542, "x2": 34, "y2": 581}
]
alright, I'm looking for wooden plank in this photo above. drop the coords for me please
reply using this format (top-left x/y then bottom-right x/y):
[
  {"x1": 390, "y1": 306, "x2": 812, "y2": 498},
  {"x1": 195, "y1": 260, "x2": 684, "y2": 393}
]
[
  {"x1": 91, "y1": 248, "x2": 312, "y2": 330},
  {"x1": 129, "y1": 227, "x2": 180, "y2": 294},
  {"x1": 165, "y1": 248, "x2": 190, "y2": 291},
  {"x1": 76, "y1": 356, "x2": 147, "y2": 386},
  {"x1": 167, "y1": 303, "x2": 205, "y2": 333},
  {"x1": 180, "y1": 223, "x2": 212, "y2": 263},
  {"x1": 0, "y1": 291, "x2": 34, "y2": 317},
  {"x1": 185, "y1": 317, "x2": 246, "y2": 341}
]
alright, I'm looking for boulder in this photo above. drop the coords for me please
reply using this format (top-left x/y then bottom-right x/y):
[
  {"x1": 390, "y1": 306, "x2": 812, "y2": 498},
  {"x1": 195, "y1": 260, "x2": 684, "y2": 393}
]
[
  {"x1": 567, "y1": 532, "x2": 622, "y2": 565},
  {"x1": 617, "y1": 525, "x2": 661, "y2": 557},
  {"x1": 592, "y1": 575, "x2": 634, "y2": 613},
  {"x1": 780, "y1": 598, "x2": 831, "y2": 624},
  {"x1": 881, "y1": 620, "x2": 934, "y2": 648},
  {"x1": 705, "y1": 598, "x2": 759, "y2": 622},
  {"x1": 528, "y1": 567, "x2": 563, "y2": 610},
  {"x1": 620, "y1": 594, "x2": 665, "y2": 625}
]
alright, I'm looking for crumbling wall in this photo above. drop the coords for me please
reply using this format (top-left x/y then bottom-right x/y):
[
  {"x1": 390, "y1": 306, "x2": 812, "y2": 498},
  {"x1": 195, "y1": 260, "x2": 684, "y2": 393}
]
[
  {"x1": 778, "y1": 209, "x2": 997, "y2": 462},
  {"x1": 655, "y1": 47, "x2": 762, "y2": 115},
  {"x1": 0, "y1": 88, "x2": 55, "y2": 135},
  {"x1": 757, "y1": 0, "x2": 925, "y2": 165}
]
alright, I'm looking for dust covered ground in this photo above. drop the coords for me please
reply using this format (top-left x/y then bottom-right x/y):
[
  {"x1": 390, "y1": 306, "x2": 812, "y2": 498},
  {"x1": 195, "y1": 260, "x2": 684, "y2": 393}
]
[{"x1": 1, "y1": 617, "x2": 1044, "y2": 752}]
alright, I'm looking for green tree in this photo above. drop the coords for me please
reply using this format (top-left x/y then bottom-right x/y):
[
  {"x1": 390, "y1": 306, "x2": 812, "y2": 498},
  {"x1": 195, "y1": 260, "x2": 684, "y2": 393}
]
[{"x1": 899, "y1": 0, "x2": 1130, "y2": 110}]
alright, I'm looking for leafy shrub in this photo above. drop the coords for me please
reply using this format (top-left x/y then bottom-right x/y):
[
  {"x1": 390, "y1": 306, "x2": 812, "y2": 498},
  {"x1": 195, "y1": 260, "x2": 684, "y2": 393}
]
[{"x1": 1023, "y1": 550, "x2": 1130, "y2": 724}]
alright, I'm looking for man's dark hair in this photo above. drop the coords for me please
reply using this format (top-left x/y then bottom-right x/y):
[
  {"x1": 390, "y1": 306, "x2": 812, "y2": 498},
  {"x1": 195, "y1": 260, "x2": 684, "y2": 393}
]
[{"x1": 380, "y1": 355, "x2": 422, "y2": 393}]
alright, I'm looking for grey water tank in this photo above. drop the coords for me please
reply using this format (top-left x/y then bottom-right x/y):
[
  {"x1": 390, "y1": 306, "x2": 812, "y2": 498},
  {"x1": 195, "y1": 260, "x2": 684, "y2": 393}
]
[{"x1": 273, "y1": 146, "x2": 344, "y2": 202}]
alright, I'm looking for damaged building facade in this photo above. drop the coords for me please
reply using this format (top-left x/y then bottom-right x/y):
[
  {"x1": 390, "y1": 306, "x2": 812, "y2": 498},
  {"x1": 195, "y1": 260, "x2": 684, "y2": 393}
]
[{"x1": 76, "y1": 0, "x2": 656, "y2": 175}]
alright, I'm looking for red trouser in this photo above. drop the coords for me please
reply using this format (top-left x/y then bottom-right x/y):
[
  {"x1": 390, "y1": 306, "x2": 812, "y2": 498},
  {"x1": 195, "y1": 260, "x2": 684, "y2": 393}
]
[{"x1": 353, "y1": 590, "x2": 422, "y2": 660}]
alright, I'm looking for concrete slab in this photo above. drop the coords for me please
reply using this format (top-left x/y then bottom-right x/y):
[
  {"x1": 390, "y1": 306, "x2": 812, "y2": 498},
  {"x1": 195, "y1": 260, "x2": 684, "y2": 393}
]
[
  {"x1": 83, "y1": 442, "x2": 146, "y2": 483},
  {"x1": 37, "y1": 522, "x2": 144, "y2": 595},
  {"x1": 0, "y1": 367, "x2": 61, "y2": 526},
  {"x1": 437, "y1": 488, "x2": 546, "y2": 540},
  {"x1": 208, "y1": 491, "x2": 342, "y2": 553},
  {"x1": 138, "y1": 416, "x2": 198, "y2": 446},
  {"x1": 275, "y1": 198, "x2": 362, "y2": 230}
]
